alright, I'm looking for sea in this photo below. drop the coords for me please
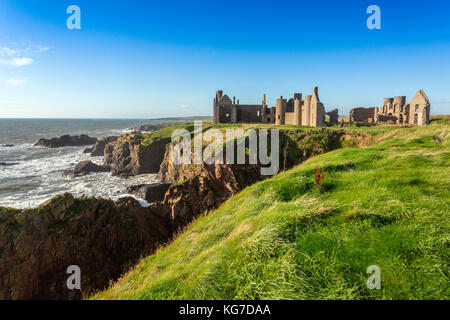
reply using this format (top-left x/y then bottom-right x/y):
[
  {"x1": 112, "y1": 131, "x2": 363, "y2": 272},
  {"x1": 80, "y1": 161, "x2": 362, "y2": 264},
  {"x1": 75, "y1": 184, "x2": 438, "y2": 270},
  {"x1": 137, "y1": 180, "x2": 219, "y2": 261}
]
[{"x1": 0, "y1": 118, "x2": 173, "y2": 209}]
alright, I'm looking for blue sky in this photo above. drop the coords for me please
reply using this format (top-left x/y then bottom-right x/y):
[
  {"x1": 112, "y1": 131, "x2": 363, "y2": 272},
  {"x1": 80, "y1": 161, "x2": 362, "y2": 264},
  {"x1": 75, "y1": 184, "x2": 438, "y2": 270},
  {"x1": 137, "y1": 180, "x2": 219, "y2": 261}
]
[{"x1": 0, "y1": 0, "x2": 449, "y2": 118}]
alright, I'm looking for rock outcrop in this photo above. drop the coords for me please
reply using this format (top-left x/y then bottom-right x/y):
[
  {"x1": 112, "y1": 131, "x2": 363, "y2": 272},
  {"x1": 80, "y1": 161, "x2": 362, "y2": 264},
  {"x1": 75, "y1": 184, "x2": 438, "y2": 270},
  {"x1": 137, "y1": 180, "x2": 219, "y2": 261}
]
[
  {"x1": 35, "y1": 135, "x2": 97, "y2": 148},
  {"x1": 63, "y1": 160, "x2": 111, "y2": 177},
  {"x1": 153, "y1": 163, "x2": 262, "y2": 225},
  {"x1": 131, "y1": 123, "x2": 176, "y2": 133},
  {"x1": 126, "y1": 183, "x2": 171, "y2": 203},
  {"x1": 88, "y1": 136, "x2": 119, "y2": 157},
  {"x1": 103, "y1": 134, "x2": 168, "y2": 176},
  {"x1": 0, "y1": 194, "x2": 171, "y2": 300}
]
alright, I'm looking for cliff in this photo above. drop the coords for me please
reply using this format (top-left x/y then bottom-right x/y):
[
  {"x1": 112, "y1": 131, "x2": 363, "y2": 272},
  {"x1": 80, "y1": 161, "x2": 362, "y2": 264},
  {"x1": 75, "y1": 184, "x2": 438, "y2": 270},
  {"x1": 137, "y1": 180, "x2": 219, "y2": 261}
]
[
  {"x1": 103, "y1": 134, "x2": 169, "y2": 176},
  {"x1": 0, "y1": 194, "x2": 170, "y2": 299},
  {"x1": 86, "y1": 136, "x2": 118, "y2": 157}
]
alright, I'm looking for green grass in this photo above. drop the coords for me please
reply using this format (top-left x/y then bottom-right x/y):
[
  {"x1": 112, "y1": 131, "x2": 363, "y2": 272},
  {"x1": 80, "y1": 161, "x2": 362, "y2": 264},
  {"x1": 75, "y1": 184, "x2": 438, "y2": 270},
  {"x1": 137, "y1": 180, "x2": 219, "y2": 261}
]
[{"x1": 94, "y1": 120, "x2": 449, "y2": 300}]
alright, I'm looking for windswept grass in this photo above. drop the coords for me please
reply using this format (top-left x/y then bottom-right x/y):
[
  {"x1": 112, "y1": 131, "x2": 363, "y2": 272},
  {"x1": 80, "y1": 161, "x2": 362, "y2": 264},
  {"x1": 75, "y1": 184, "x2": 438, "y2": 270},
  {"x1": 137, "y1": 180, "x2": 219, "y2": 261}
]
[{"x1": 94, "y1": 120, "x2": 449, "y2": 300}]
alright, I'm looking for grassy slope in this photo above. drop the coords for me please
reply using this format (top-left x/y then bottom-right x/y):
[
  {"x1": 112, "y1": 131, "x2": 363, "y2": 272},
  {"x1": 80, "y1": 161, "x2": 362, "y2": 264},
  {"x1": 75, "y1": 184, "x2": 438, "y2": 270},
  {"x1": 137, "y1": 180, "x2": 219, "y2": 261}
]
[{"x1": 95, "y1": 120, "x2": 449, "y2": 300}]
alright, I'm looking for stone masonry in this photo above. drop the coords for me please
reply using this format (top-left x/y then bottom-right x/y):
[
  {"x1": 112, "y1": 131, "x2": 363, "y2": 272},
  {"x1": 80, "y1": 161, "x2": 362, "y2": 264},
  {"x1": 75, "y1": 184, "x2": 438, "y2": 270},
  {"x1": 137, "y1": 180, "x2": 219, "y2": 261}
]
[
  {"x1": 213, "y1": 86, "x2": 331, "y2": 127},
  {"x1": 348, "y1": 90, "x2": 431, "y2": 125}
]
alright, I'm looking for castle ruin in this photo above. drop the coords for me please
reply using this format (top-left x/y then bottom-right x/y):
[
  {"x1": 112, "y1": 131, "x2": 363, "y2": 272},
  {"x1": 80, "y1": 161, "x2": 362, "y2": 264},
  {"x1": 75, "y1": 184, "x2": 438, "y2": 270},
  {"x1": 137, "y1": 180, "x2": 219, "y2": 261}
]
[
  {"x1": 349, "y1": 90, "x2": 431, "y2": 125},
  {"x1": 213, "y1": 86, "x2": 331, "y2": 127}
]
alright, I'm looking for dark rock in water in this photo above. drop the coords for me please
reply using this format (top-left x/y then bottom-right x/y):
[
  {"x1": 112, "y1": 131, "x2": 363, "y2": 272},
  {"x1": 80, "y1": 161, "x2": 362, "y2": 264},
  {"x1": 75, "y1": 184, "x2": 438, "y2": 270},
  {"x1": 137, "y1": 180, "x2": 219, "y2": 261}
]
[
  {"x1": 63, "y1": 160, "x2": 110, "y2": 177},
  {"x1": 0, "y1": 193, "x2": 171, "y2": 299},
  {"x1": 126, "y1": 183, "x2": 171, "y2": 203},
  {"x1": 0, "y1": 162, "x2": 18, "y2": 166},
  {"x1": 83, "y1": 146, "x2": 94, "y2": 153},
  {"x1": 1, "y1": 144, "x2": 14, "y2": 147},
  {"x1": 90, "y1": 136, "x2": 118, "y2": 157},
  {"x1": 34, "y1": 135, "x2": 97, "y2": 148}
]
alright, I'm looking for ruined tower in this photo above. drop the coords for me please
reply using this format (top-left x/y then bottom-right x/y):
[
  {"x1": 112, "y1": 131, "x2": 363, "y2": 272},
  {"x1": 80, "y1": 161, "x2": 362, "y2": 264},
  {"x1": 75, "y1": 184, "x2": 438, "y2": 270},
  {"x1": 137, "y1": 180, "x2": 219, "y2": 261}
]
[
  {"x1": 310, "y1": 86, "x2": 325, "y2": 127},
  {"x1": 382, "y1": 98, "x2": 393, "y2": 114},
  {"x1": 275, "y1": 96, "x2": 286, "y2": 125},
  {"x1": 302, "y1": 95, "x2": 312, "y2": 126},
  {"x1": 213, "y1": 90, "x2": 223, "y2": 124},
  {"x1": 393, "y1": 96, "x2": 406, "y2": 113},
  {"x1": 261, "y1": 94, "x2": 266, "y2": 121},
  {"x1": 293, "y1": 96, "x2": 302, "y2": 125}
]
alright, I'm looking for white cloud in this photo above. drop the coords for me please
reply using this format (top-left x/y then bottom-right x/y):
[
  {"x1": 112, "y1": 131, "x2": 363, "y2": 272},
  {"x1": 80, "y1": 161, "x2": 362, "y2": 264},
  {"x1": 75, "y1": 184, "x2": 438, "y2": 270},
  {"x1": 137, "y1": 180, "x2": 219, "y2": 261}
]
[
  {"x1": 6, "y1": 78, "x2": 28, "y2": 86},
  {"x1": 8, "y1": 57, "x2": 34, "y2": 67},
  {"x1": 0, "y1": 44, "x2": 50, "y2": 67},
  {"x1": 0, "y1": 47, "x2": 20, "y2": 57},
  {"x1": 37, "y1": 46, "x2": 51, "y2": 52},
  {"x1": 180, "y1": 104, "x2": 193, "y2": 109}
]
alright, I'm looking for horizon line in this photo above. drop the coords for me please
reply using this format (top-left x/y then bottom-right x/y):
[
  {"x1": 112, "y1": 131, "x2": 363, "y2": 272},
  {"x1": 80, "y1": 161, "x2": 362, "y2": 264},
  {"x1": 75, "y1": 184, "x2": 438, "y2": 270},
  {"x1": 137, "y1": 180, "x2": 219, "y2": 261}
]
[{"x1": 0, "y1": 116, "x2": 213, "y2": 120}]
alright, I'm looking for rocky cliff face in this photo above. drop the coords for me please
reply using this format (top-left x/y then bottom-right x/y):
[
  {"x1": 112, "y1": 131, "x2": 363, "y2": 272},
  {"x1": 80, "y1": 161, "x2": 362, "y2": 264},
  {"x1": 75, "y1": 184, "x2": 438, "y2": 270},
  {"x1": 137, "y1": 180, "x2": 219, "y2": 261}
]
[
  {"x1": 87, "y1": 136, "x2": 118, "y2": 157},
  {"x1": 0, "y1": 194, "x2": 170, "y2": 299},
  {"x1": 126, "y1": 183, "x2": 171, "y2": 203},
  {"x1": 103, "y1": 134, "x2": 168, "y2": 176},
  {"x1": 153, "y1": 163, "x2": 262, "y2": 226}
]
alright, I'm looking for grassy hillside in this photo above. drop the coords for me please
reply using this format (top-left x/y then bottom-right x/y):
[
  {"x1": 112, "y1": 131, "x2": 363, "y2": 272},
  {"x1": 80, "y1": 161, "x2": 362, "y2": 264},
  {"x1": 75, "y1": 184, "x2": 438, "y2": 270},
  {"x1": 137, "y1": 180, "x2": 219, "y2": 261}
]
[{"x1": 95, "y1": 119, "x2": 449, "y2": 300}]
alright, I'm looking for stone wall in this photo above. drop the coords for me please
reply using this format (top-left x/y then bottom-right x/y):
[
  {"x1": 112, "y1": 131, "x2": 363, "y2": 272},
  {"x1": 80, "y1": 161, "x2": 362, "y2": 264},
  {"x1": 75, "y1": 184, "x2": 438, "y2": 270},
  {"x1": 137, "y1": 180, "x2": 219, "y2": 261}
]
[{"x1": 349, "y1": 107, "x2": 378, "y2": 123}]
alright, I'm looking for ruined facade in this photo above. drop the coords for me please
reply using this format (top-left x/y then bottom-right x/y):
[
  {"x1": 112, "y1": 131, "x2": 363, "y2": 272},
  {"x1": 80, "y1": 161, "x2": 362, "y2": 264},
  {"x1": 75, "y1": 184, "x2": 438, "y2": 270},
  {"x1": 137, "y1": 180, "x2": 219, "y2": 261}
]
[
  {"x1": 326, "y1": 109, "x2": 339, "y2": 125},
  {"x1": 349, "y1": 107, "x2": 378, "y2": 123},
  {"x1": 348, "y1": 90, "x2": 431, "y2": 125},
  {"x1": 213, "y1": 86, "x2": 331, "y2": 127}
]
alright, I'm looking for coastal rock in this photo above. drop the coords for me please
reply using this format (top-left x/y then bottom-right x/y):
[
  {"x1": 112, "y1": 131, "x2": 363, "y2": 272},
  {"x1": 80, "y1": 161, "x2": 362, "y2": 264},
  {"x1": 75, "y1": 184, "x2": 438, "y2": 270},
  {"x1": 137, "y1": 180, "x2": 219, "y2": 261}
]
[
  {"x1": 63, "y1": 160, "x2": 111, "y2": 177},
  {"x1": 90, "y1": 136, "x2": 118, "y2": 157},
  {"x1": 0, "y1": 193, "x2": 171, "y2": 300},
  {"x1": 103, "y1": 134, "x2": 168, "y2": 176},
  {"x1": 152, "y1": 162, "x2": 263, "y2": 226},
  {"x1": 126, "y1": 183, "x2": 171, "y2": 203},
  {"x1": 131, "y1": 122, "x2": 175, "y2": 133},
  {"x1": 34, "y1": 135, "x2": 97, "y2": 148}
]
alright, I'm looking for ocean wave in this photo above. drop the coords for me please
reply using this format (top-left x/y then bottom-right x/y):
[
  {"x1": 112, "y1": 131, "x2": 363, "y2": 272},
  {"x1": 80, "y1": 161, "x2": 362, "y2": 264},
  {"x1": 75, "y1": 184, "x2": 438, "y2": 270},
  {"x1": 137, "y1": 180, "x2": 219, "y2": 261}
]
[
  {"x1": 0, "y1": 147, "x2": 157, "y2": 209},
  {"x1": 0, "y1": 119, "x2": 165, "y2": 209}
]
